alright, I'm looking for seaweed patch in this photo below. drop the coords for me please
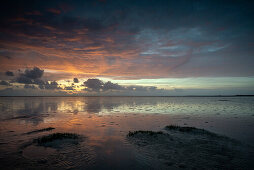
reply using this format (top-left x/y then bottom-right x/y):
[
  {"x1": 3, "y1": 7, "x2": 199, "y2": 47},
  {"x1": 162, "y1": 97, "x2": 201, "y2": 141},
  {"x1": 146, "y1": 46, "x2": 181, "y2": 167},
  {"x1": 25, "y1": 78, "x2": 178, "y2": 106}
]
[
  {"x1": 26, "y1": 127, "x2": 55, "y2": 135},
  {"x1": 127, "y1": 130, "x2": 164, "y2": 137},
  {"x1": 33, "y1": 133, "x2": 80, "y2": 145}
]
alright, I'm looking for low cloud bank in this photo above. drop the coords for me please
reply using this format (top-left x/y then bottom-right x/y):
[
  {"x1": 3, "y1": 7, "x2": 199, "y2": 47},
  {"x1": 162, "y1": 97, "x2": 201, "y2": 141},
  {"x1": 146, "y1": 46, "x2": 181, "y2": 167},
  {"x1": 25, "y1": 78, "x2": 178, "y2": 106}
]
[
  {"x1": 14, "y1": 67, "x2": 61, "y2": 90},
  {"x1": 79, "y1": 78, "x2": 171, "y2": 96},
  {"x1": 83, "y1": 78, "x2": 158, "y2": 94},
  {"x1": 0, "y1": 67, "x2": 163, "y2": 96},
  {"x1": 83, "y1": 79, "x2": 125, "y2": 92}
]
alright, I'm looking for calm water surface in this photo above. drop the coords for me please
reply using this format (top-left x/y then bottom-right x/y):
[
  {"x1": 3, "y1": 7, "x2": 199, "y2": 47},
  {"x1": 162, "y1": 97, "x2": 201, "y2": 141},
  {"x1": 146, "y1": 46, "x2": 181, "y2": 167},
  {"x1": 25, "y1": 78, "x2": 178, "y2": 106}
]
[{"x1": 0, "y1": 97, "x2": 253, "y2": 169}]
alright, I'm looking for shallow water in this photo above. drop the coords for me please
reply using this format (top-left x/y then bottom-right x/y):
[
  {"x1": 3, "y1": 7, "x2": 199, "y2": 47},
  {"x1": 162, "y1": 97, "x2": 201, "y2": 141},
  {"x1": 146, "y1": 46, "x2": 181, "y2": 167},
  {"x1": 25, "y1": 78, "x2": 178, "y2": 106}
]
[{"x1": 0, "y1": 96, "x2": 253, "y2": 169}]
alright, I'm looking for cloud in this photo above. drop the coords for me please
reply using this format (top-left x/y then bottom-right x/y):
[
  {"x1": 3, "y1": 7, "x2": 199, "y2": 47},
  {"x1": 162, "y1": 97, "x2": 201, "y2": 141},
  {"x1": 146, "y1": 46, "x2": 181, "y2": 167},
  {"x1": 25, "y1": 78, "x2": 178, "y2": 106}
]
[
  {"x1": 105, "y1": 56, "x2": 117, "y2": 65},
  {"x1": 16, "y1": 67, "x2": 44, "y2": 84},
  {"x1": 83, "y1": 79, "x2": 124, "y2": 92},
  {"x1": 73, "y1": 78, "x2": 79, "y2": 83},
  {"x1": 65, "y1": 86, "x2": 73, "y2": 90},
  {"x1": 23, "y1": 67, "x2": 44, "y2": 79},
  {"x1": 83, "y1": 78, "x2": 157, "y2": 94},
  {"x1": 0, "y1": 80, "x2": 11, "y2": 86},
  {"x1": 127, "y1": 85, "x2": 157, "y2": 92},
  {"x1": 39, "y1": 81, "x2": 60, "y2": 90},
  {"x1": 11, "y1": 67, "x2": 61, "y2": 90},
  {"x1": 24, "y1": 84, "x2": 36, "y2": 89},
  {"x1": 0, "y1": 0, "x2": 254, "y2": 80},
  {"x1": 3, "y1": 56, "x2": 12, "y2": 60},
  {"x1": 5, "y1": 71, "x2": 14, "y2": 76},
  {"x1": 16, "y1": 76, "x2": 33, "y2": 84},
  {"x1": 0, "y1": 88, "x2": 68, "y2": 96},
  {"x1": 47, "y1": 8, "x2": 61, "y2": 15},
  {"x1": 103, "y1": 81, "x2": 124, "y2": 91},
  {"x1": 84, "y1": 79, "x2": 103, "y2": 91}
]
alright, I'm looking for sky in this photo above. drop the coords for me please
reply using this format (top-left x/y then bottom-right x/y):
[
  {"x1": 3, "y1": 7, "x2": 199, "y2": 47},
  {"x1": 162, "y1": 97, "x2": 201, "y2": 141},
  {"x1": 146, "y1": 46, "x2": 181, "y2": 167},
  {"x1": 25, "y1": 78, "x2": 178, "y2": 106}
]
[{"x1": 0, "y1": 0, "x2": 254, "y2": 96}]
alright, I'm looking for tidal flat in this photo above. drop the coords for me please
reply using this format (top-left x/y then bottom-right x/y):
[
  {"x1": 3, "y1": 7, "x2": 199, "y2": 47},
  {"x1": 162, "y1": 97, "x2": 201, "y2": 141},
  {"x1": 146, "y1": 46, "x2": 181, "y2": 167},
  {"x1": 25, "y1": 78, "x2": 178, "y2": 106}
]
[{"x1": 0, "y1": 96, "x2": 253, "y2": 169}]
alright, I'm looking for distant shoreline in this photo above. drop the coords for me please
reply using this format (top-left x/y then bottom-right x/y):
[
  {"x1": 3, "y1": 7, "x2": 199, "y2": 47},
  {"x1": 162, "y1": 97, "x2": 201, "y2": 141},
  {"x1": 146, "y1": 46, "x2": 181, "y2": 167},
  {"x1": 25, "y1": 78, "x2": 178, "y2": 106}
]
[{"x1": 0, "y1": 95, "x2": 253, "y2": 97}]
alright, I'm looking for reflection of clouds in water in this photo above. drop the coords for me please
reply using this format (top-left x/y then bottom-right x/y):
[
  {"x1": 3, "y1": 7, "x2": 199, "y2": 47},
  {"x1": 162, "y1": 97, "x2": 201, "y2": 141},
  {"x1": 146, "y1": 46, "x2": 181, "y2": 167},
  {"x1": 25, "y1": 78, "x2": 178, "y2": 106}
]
[
  {"x1": 84, "y1": 98, "x2": 102, "y2": 114},
  {"x1": 84, "y1": 97, "x2": 164, "y2": 114},
  {"x1": 84, "y1": 97, "x2": 142, "y2": 114},
  {"x1": 102, "y1": 99, "x2": 129, "y2": 112},
  {"x1": 73, "y1": 109, "x2": 79, "y2": 114},
  {"x1": 16, "y1": 102, "x2": 46, "y2": 125}
]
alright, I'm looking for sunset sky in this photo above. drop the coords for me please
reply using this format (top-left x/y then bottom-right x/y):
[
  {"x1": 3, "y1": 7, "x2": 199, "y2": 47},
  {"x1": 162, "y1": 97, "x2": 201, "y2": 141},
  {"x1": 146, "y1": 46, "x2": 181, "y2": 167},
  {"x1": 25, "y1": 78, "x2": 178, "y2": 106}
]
[{"x1": 0, "y1": 0, "x2": 254, "y2": 96}]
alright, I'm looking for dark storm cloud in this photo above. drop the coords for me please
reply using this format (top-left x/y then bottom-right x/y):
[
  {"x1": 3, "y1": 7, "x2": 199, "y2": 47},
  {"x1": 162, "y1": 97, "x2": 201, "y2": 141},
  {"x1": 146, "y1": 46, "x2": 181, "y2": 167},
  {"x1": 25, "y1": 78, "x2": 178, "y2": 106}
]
[
  {"x1": 5, "y1": 71, "x2": 14, "y2": 76},
  {"x1": 0, "y1": 0, "x2": 254, "y2": 78}
]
